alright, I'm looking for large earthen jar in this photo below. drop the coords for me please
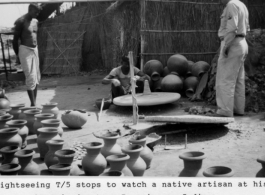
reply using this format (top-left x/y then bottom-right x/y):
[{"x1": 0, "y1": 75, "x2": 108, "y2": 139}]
[
  {"x1": 0, "y1": 128, "x2": 22, "y2": 149},
  {"x1": 129, "y1": 135, "x2": 154, "y2": 169},
  {"x1": 100, "y1": 132, "x2": 122, "y2": 158},
  {"x1": 44, "y1": 139, "x2": 64, "y2": 168},
  {"x1": 15, "y1": 149, "x2": 40, "y2": 175},
  {"x1": 0, "y1": 145, "x2": 19, "y2": 164},
  {"x1": 106, "y1": 154, "x2": 133, "y2": 176},
  {"x1": 144, "y1": 60, "x2": 164, "y2": 81},
  {"x1": 37, "y1": 127, "x2": 62, "y2": 159},
  {"x1": 24, "y1": 109, "x2": 41, "y2": 135},
  {"x1": 183, "y1": 76, "x2": 199, "y2": 98},
  {"x1": 191, "y1": 61, "x2": 210, "y2": 78},
  {"x1": 121, "y1": 144, "x2": 146, "y2": 176},
  {"x1": 42, "y1": 102, "x2": 59, "y2": 119},
  {"x1": 6, "y1": 120, "x2": 29, "y2": 149},
  {"x1": 167, "y1": 54, "x2": 188, "y2": 77},
  {"x1": 161, "y1": 74, "x2": 183, "y2": 93},
  {"x1": 82, "y1": 142, "x2": 107, "y2": 176},
  {"x1": 187, "y1": 61, "x2": 195, "y2": 77},
  {"x1": 41, "y1": 119, "x2": 63, "y2": 137}
]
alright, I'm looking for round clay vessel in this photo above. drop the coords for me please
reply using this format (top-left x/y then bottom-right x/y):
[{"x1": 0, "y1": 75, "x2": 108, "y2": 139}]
[
  {"x1": 61, "y1": 110, "x2": 89, "y2": 129},
  {"x1": 106, "y1": 154, "x2": 133, "y2": 176},
  {"x1": 44, "y1": 139, "x2": 64, "y2": 168},
  {"x1": 203, "y1": 166, "x2": 234, "y2": 177},
  {"x1": 100, "y1": 132, "x2": 122, "y2": 158},
  {"x1": 42, "y1": 102, "x2": 59, "y2": 119},
  {"x1": 121, "y1": 144, "x2": 146, "y2": 176},
  {"x1": 179, "y1": 151, "x2": 206, "y2": 170},
  {"x1": 191, "y1": 61, "x2": 210, "y2": 78},
  {"x1": 187, "y1": 61, "x2": 195, "y2": 77},
  {"x1": 18, "y1": 107, "x2": 40, "y2": 119},
  {"x1": 82, "y1": 142, "x2": 107, "y2": 176},
  {"x1": 0, "y1": 109, "x2": 8, "y2": 116},
  {"x1": 100, "y1": 170, "x2": 124, "y2": 177},
  {"x1": 15, "y1": 149, "x2": 40, "y2": 175},
  {"x1": 37, "y1": 127, "x2": 62, "y2": 159},
  {"x1": 144, "y1": 60, "x2": 164, "y2": 81},
  {"x1": 24, "y1": 109, "x2": 41, "y2": 135},
  {"x1": 161, "y1": 74, "x2": 183, "y2": 93},
  {"x1": 183, "y1": 76, "x2": 199, "y2": 98},
  {"x1": 0, "y1": 114, "x2": 13, "y2": 129},
  {"x1": 41, "y1": 119, "x2": 63, "y2": 137},
  {"x1": 0, "y1": 145, "x2": 19, "y2": 164},
  {"x1": 9, "y1": 104, "x2": 25, "y2": 119},
  {"x1": 0, "y1": 128, "x2": 22, "y2": 149},
  {"x1": 129, "y1": 135, "x2": 154, "y2": 169},
  {"x1": 49, "y1": 164, "x2": 71, "y2": 176},
  {"x1": 0, "y1": 97, "x2": 10, "y2": 110},
  {"x1": 6, "y1": 120, "x2": 29, "y2": 149},
  {"x1": 167, "y1": 54, "x2": 188, "y2": 77},
  {"x1": 0, "y1": 163, "x2": 21, "y2": 175},
  {"x1": 33, "y1": 113, "x2": 54, "y2": 135}
]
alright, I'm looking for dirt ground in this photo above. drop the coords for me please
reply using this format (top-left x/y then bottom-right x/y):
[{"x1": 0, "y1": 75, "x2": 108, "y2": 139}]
[{"x1": 4, "y1": 72, "x2": 265, "y2": 177}]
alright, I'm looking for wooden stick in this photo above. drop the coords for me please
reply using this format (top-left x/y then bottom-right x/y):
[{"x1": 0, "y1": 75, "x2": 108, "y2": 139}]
[
  {"x1": 128, "y1": 52, "x2": 137, "y2": 125},
  {"x1": 98, "y1": 98, "x2": 104, "y2": 122}
]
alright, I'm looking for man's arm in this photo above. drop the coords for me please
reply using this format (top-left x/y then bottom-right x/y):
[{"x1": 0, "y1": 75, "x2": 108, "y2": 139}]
[
  {"x1": 136, "y1": 70, "x2": 150, "y2": 82},
  {"x1": 12, "y1": 19, "x2": 23, "y2": 56}
]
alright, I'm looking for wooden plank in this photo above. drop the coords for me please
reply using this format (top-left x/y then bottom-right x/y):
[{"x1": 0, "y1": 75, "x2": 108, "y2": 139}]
[{"x1": 140, "y1": 115, "x2": 234, "y2": 124}]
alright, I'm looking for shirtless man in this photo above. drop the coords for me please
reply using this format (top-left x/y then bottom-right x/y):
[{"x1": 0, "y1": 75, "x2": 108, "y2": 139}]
[{"x1": 13, "y1": 4, "x2": 42, "y2": 106}]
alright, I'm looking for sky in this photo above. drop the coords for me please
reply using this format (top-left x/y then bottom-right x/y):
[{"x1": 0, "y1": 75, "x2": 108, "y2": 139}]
[{"x1": 0, "y1": 4, "x2": 29, "y2": 27}]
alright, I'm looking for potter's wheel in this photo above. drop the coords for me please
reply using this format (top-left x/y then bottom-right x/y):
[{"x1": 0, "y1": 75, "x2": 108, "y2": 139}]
[{"x1": 113, "y1": 92, "x2": 181, "y2": 106}]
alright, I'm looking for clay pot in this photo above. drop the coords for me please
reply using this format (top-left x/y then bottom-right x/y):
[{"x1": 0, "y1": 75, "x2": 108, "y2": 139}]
[
  {"x1": 161, "y1": 74, "x2": 183, "y2": 93},
  {"x1": 61, "y1": 110, "x2": 88, "y2": 129},
  {"x1": 0, "y1": 163, "x2": 21, "y2": 175},
  {"x1": 183, "y1": 76, "x2": 199, "y2": 98},
  {"x1": 100, "y1": 132, "x2": 122, "y2": 158},
  {"x1": 0, "y1": 109, "x2": 8, "y2": 116},
  {"x1": 24, "y1": 109, "x2": 41, "y2": 135},
  {"x1": 95, "y1": 99, "x2": 112, "y2": 110},
  {"x1": 33, "y1": 113, "x2": 54, "y2": 135},
  {"x1": 41, "y1": 119, "x2": 63, "y2": 137},
  {"x1": 203, "y1": 166, "x2": 235, "y2": 177},
  {"x1": 121, "y1": 144, "x2": 146, "y2": 176},
  {"x1": 55, "y1": 149, "x2": 84, "y2": 176},
  {"x1": 0, "y1": 89, "x2": 10, "y2": 110},
  {"x1": 0, "y1": 145, "x2": 19, "y2": 164},
  {"x1": 0, "y1": 128, "x2": 22, "y2": 149},
  {"x1": 187, "y1": 61, "x2": 195, "y2": 77},
  {"x1": 150, "y1": 77, "x2": 163, "y2": 92},
  {"x1": 106, "y1": 154, "x2": 133, "y2": 176},
  {"x1": 15, "y1": 149, "x2": 40, "y2": 175},
  {"x1": 179, "y1": 151, "x2": 206, "y2": 170},
  {"x1": 167, "y1": 54, "x2": 188, "y2": 77},
  {"x1": 44, "y1": 139, "x2": 64, "y2": 168},
  {"x1": 257, "y1": 156, "x2": 265, "y2": 177},
  {"x1": 0, "y1": 114, "x2": 13, "y2": 129},
  {"x1": 163, "y1": 66, "x2": 170, "y2": 77},
  {"x1": 18, "y1": 107, "x2": 40, "y2": 119},
  {"x1": 100, "y1": 170, "x2": 124, "y2": 177},
  {"x1": 191, "y1": 61, "x2": 210, "y2": 78},
  {"x1": 37, "y1": 127, "x2": 62, "y2": 159},
  {"x1": 49, "y1": 164, "x2": 71, "y2": 176},
  {"x1": 6, "y1": 120, "x2": 29, "y2": 149},
  {"x1": 129, "y1": 135, "x2": 153, "y2": 169},
  {"x1": 144, "y1": 60, "x2": 164, "y2": 81},
  {"x1": 9, "y1": 104, "x2": 25, "y2": 119},
  {"x1": 82, "y1": 142, "x2": 107, "y2": 176},
  {"x1": 42, "y1": 102, "x2": 59, "y2": 119}
]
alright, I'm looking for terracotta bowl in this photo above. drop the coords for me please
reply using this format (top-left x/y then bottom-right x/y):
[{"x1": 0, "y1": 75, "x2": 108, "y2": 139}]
[
  {"x1": 203, "y1": 166, "x2": 235, "y2": 177},
  {"x1": 95, "y1": 98, "x2": 111, "y2": 110}
]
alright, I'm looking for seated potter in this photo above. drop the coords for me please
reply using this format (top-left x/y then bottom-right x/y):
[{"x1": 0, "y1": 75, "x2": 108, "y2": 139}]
[{"x1": 102, "y1": 56, "x2": 150, "y2": 100}]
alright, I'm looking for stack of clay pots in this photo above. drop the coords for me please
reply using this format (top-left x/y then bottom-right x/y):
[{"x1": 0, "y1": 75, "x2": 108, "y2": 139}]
[{"x1": 143, "y1": 55, "x2": 210, "y2": 98}]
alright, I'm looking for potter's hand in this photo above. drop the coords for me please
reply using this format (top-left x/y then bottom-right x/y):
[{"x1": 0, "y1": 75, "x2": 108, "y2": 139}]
[
  {"x1": 222, "y1": 45, "x2": 230, "y2": 58},
  {"x1": 112, "y1": 79, "x2": 121, "y2": 87}
]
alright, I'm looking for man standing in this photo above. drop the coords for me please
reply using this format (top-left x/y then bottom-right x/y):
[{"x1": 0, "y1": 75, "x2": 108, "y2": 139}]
[
  {"x1": 215, "y1": 0, "x2": 249, "y2": 117},
  {"x1": 13, "y1": 4, "x2": 42, "y2": 106}
]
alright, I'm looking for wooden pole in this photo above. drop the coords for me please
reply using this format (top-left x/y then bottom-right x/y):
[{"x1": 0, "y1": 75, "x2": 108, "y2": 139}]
[
  {"x1": 128, "y1": 51, "x2": 137, "y2": 125},
  {"x1": 140, "y1": 0, "x2": 146, "y2": 71},
  {"x1": 0, "y1": 35, "x2": 8, "y2": 80}
]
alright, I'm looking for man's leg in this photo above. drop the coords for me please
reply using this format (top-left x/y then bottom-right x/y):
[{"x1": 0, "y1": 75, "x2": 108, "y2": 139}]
[
  {"x1": 111, "y1": 83, "x2": 125, "y2": 100},
  {"x1": 34, "y1": 84, "x2": 38, "y2": 106},
  {"x1": 27, "y1": 89, "x2": 35, "y2": 106}
]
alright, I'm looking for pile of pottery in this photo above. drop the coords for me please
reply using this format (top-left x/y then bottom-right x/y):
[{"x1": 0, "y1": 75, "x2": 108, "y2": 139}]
[
  {"x1": 76, "y1": 132, "x2": 154, "y2": 177},
  {"x1": 179, "y1": 151, "x2": 235, "y2": 177},
  {"x1": 144, "y1": 54, "x2": 210, "y2": 98}
]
